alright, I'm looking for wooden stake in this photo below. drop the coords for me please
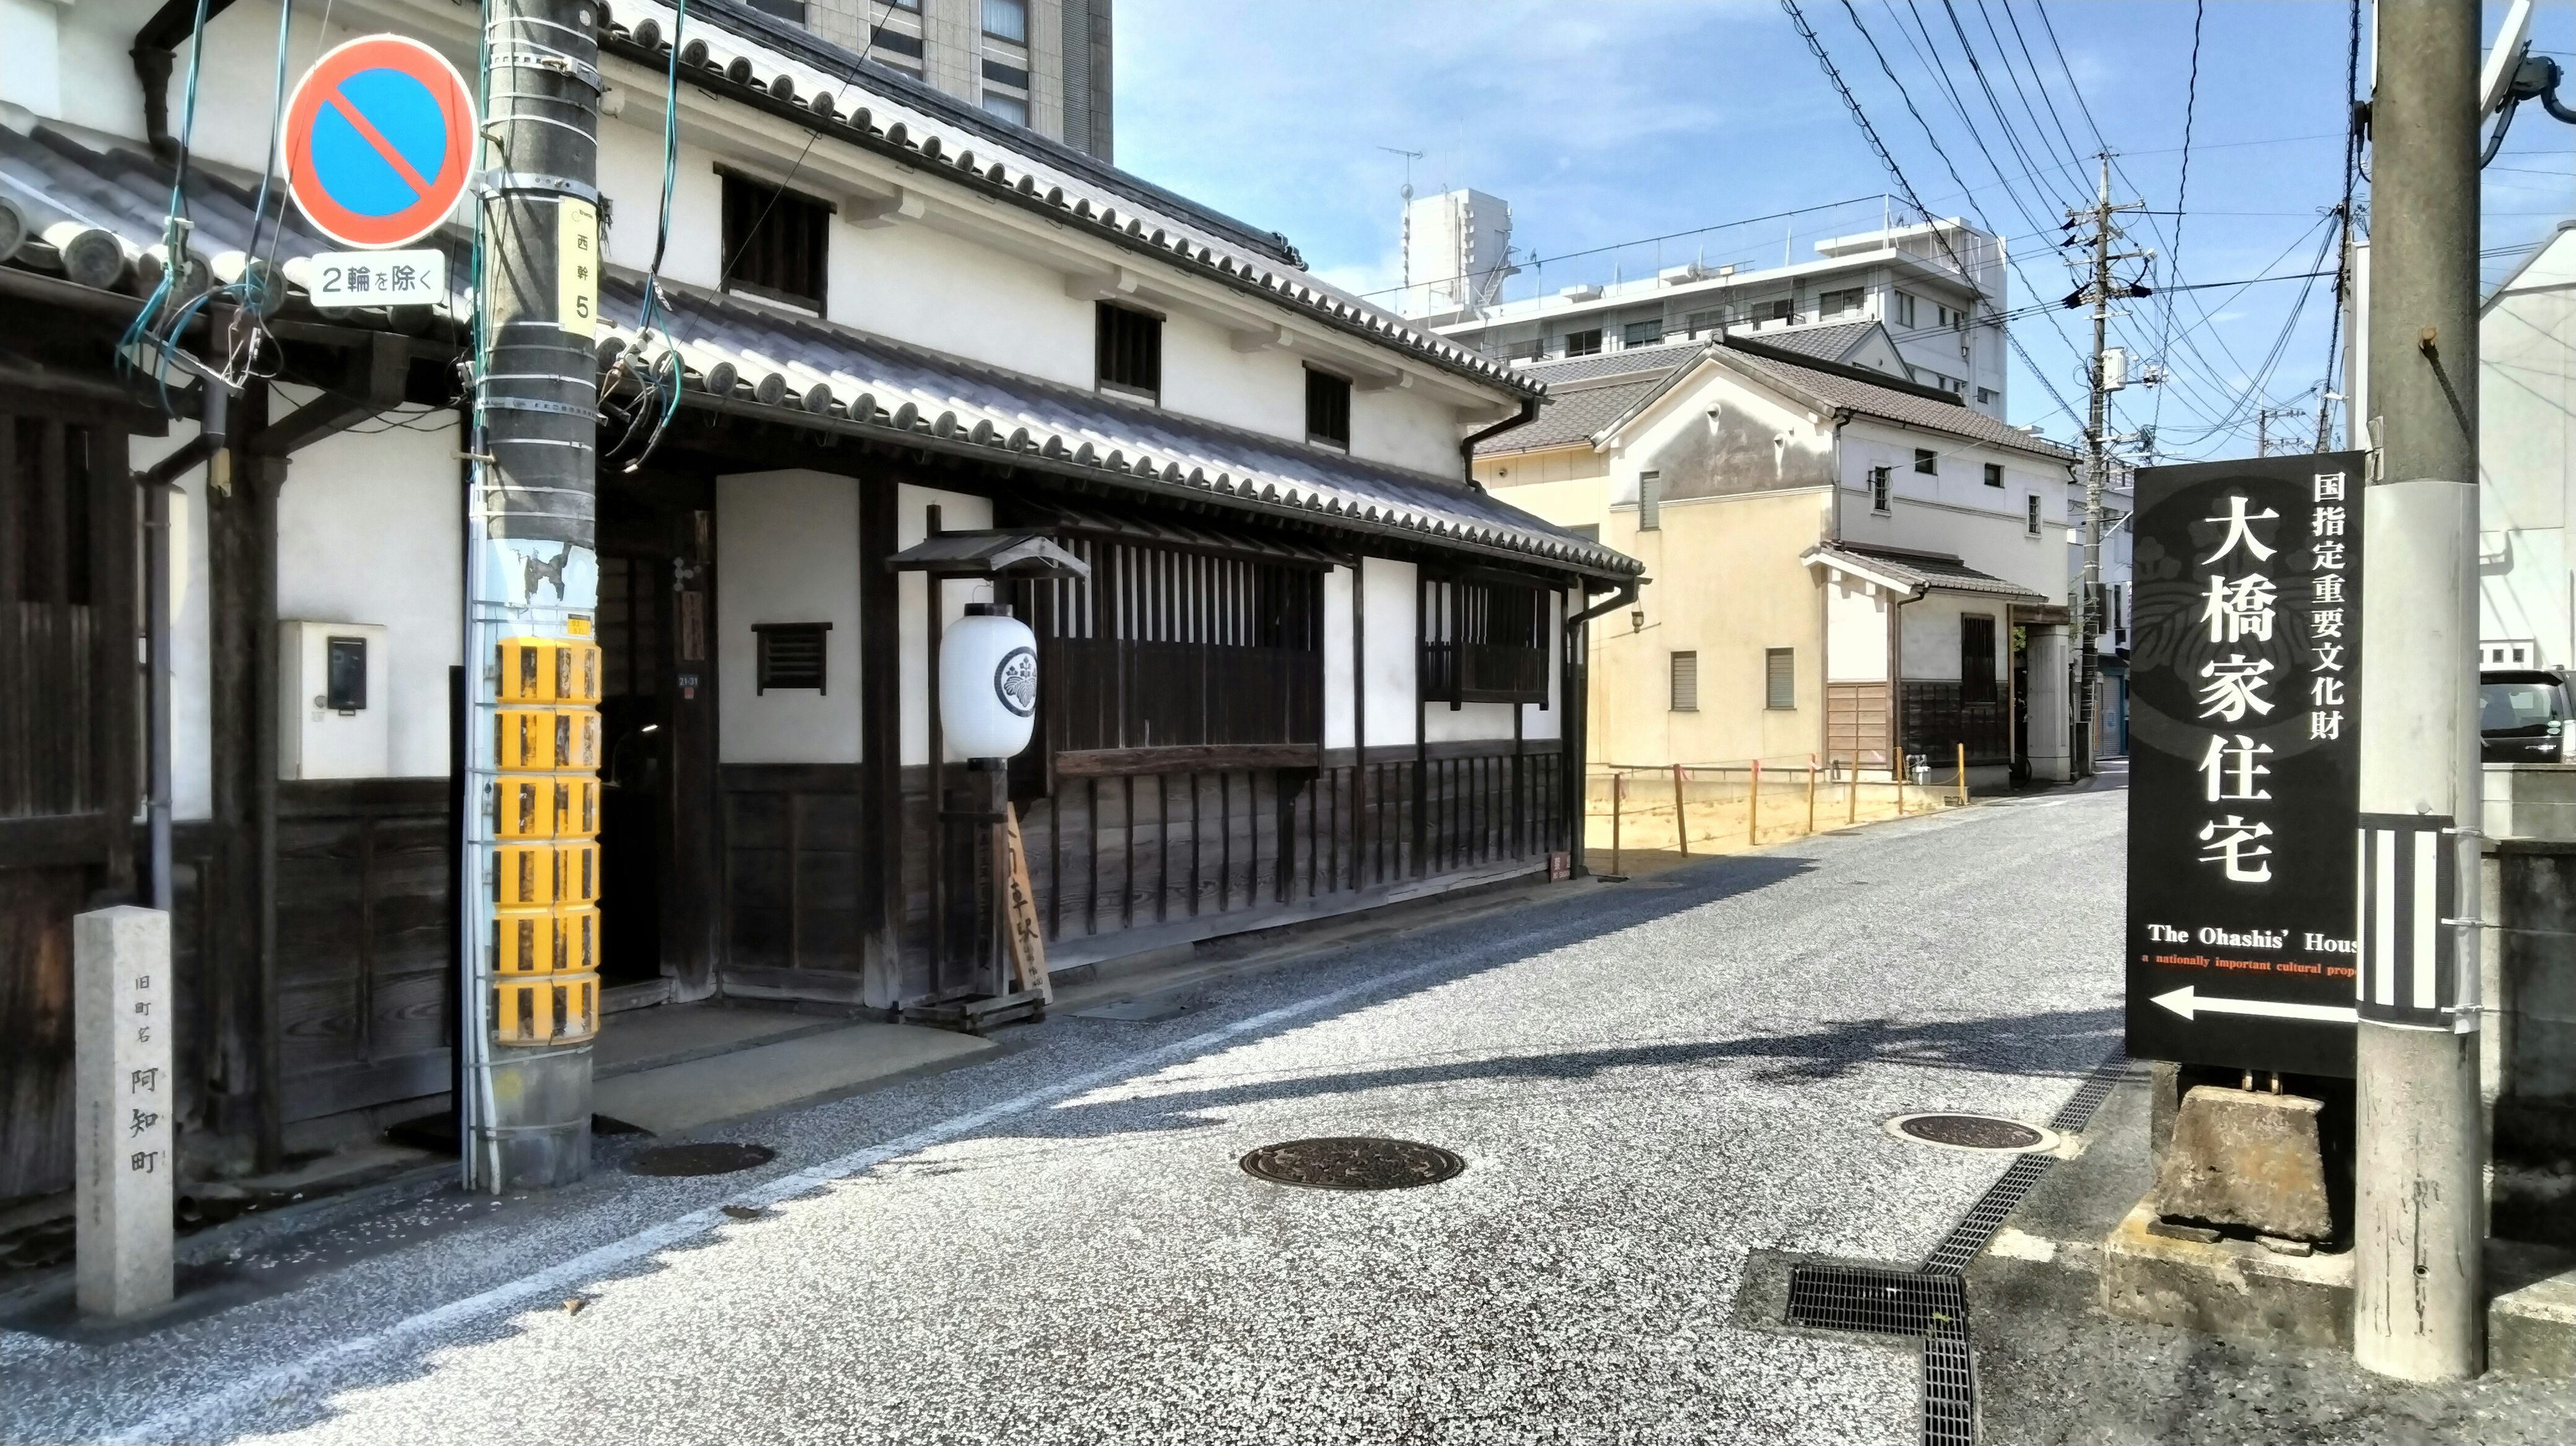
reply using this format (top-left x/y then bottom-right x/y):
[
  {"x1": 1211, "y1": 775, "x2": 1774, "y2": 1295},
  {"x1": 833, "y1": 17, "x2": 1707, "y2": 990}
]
[
  {"x1": 1610, "y1": 772, "x2": 1625, "y2": 875},
  {"x1": 1748, "y1": 760, "x2": 1762, "y2": 846},
  {"x1": 1956, "y1": 742, "x2": 1970, "y2": 806},
  {"x1": 1670, "y1": 763, "x2": 1690, "y2": 856},
  {"x1": 1846, "y1": 756, "x2": 1858, "y2": 826},
  {"x1": 1805, "y1": 757, "x2": 1818, "y2": 836},
  {"x1": 1000, "y1": 808, "x2": 1051, "y2": 1002}
]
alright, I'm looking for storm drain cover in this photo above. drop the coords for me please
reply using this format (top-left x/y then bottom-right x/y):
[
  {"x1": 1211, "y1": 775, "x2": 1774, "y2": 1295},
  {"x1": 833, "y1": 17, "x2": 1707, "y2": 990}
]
[
  {"x1": 627, "y1": 1142, "x2": 775, "y2": 1177},
  {"x1": 1890, "y1": 1113, "x2": 2050, "y2": 1152},
  {"x1": 1239, "y1": 1137, "x2": 1465, "y2": 1191},
  {"x1": 1784, "y1": 1264, "x2": 1966, "y2": 1337}
]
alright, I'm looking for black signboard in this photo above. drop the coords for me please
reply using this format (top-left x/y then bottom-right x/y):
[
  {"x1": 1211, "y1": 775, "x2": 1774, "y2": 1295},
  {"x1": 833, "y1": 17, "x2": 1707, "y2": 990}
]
[{"x1": 2126, "y1": 452, "x2": 2366, "y2": 1077}]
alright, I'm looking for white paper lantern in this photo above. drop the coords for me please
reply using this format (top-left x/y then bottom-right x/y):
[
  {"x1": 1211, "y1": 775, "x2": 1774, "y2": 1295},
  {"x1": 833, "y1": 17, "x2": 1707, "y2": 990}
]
[{"x1": 942, "y1": 609, "x2": 1038, "y2": 759}]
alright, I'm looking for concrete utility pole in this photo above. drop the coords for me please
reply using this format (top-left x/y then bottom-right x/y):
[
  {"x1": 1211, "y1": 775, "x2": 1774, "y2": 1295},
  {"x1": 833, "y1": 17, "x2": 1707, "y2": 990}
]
[
  {"x1": 2353, "y1": 0, "x2": 2485, "y2": 1382},
  {"x1": 463, "y1": 0, "x2": 606, "y2": 1192},
  {"x1": 2071, "y1": 155, "x2": 2140, "y2": 780}
]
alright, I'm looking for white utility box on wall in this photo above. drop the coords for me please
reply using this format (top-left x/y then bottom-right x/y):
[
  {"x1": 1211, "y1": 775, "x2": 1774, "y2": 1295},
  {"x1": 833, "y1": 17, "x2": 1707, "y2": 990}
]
[{"x1": 278, "y1": 621, "x2": 391, "y2": 780}]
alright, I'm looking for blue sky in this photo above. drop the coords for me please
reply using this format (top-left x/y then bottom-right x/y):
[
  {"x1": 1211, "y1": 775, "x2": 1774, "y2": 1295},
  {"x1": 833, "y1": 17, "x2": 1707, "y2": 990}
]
[{"x1": 1117, "y1": 1, "x2": 2576, "y2": 461}]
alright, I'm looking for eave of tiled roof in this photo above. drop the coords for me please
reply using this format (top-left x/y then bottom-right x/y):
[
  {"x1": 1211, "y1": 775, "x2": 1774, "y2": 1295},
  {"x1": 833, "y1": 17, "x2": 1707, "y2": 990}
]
[
  {"x1": 599, "y1": 1, "x2": 1542, "y2": 403},
  {"x1": 1803, "y1": 542, "x2": 2046, "y2": 602},
  {"x1": 609, "y1": 275, "x2": 1638, "y2": 579}
]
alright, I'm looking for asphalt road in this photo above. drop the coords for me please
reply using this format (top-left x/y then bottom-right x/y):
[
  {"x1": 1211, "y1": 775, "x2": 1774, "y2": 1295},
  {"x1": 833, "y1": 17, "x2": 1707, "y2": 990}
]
[{"x1": 1, "y1": 781, "x2": 2126, "y2": 1445}]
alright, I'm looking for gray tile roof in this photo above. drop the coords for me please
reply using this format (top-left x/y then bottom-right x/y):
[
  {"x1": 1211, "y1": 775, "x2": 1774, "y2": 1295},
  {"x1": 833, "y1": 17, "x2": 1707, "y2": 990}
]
[
  {"x1": 1719, "y1": 343, "x2": 2075, "y2": 460},
  {"x1": 1808, "y1": 543, "x2": 2047, "y2": 602},
  {"x1": 606, "y1": 276, "x2": 1639, "y2": 577},
  {"x1": 1481, "y1": 327, "x2": 2071, "y2": 463},
  {"x1": 0, "y1": 123, "x2": 407, "y2": 307},
  {"x1": 600, "y1": 1, "x2": 1540, "y2": 401},
  {"x1": 1733, "y1": 318, "x2": 1882, "y2": 364}
]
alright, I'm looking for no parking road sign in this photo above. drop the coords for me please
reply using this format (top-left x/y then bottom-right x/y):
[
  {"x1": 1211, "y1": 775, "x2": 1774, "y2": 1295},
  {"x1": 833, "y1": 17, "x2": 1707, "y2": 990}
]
[{"x1": 285, "y1": 36, "x2": 477, "y2": 249}]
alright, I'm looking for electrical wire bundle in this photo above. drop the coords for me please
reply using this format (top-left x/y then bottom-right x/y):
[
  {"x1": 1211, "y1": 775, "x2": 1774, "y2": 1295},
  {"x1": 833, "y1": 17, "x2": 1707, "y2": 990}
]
[
  {"x1": 600, "y1": 0, "x2": 689, "y2": 472},
  {"x1": 117, "y1": 0, "x2": 299, "y2": 419}
]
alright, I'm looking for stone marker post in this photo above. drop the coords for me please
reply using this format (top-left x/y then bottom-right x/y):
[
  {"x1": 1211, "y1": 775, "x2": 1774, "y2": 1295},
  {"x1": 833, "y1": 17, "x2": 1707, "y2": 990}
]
[{"x1": 76, "y1": 906, "x2": 174, "y2": 1319}]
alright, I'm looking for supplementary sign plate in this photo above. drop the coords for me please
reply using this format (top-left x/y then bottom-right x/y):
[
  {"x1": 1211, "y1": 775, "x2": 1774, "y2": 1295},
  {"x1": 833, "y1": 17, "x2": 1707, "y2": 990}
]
[
  {"x1": 284, "y1": 35, "x2": 477, "y2": 249},
  {"x1": 310, "y1": 248, "x2": 445, "y2": 307}
]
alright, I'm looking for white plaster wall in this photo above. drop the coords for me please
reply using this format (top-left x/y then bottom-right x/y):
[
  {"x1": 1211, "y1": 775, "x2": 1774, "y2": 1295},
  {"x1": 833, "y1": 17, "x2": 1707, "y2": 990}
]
[
  {"x1": 1610, "y1": 367, "x2": 1830, "y2": 506},
  {"x1": 1353, "y1": 384, "x2": 1474, "y2": 480},
  {"x1": 1519, "y1": 587, "x2": 1570, "y2": 743},
  {"x1": 1896, "y1": 593, "x2": 2006, "y2": 685},
  {"x1": 1359, "y1": 555, "x2": 1417, "y2": 748},
  {"x1": 1424, "y1": 700, "x2": 1516, "y2": 744},
  {"x1": 1835, "y1": 421, "x2": 2069, "y2": 601},
  {"x1": 272, "y1": 395, "x2": 461, "y2": 779},
  {"x1": 1322, "y1": 563, "x2": 1354, "y2": 750},
  {"x1": 715, "y1": 470, "x2": 862, "y2": 765},
  {"x1": 894, "y1": 484, "x2": 994, "y2": 765},
  {"x1": 131, "y1": 424, "x2": 213, "y2": 820},
  {"x1": 0, "y1": 0, "x2": 68, "y2": 123},
  {"x1": 1824, "y1": 577, "x2": 1888, "y2": 683},
  {"x1": 2480, "y1": 228, "x2": 2576, "y2": 668}
]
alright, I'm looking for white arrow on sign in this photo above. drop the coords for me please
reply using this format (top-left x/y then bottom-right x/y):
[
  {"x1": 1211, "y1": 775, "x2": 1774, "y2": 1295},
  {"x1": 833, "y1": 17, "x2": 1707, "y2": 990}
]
[{"x1": 2152, "y1": 985, "x2": 2358, "y2": 1025}]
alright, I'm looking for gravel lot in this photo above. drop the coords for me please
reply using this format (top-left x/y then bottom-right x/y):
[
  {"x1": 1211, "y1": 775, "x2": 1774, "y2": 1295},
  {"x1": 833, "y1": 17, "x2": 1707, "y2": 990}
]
[{"x1": 1, "y1": 783, "x2": 2125, "y2": 1446}]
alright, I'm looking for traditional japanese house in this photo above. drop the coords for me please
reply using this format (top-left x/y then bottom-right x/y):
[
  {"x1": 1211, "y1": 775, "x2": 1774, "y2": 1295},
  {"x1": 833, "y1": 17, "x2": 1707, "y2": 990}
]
[{"x1": 0, "y1": 0, "x2": 1638, "y2": 1210}]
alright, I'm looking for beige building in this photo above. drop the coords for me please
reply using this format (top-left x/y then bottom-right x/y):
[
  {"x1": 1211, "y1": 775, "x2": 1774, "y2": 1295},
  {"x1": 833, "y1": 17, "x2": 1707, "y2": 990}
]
[
  {"x1": 1479, "y1": 323, "x2": 2081, "y2": 785},
  {"x1": 771, "y1": 0, "x2": 1113, "y2": 158}
]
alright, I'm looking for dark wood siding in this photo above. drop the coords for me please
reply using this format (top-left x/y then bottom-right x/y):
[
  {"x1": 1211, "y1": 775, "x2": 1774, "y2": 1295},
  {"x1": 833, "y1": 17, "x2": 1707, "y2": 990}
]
[
  {"x1": 271, "y1": 781, "x2": 454, "y2": 1124},
  {"x1": 1899, "y1": 681, "x2": 2012, "y2": 767}
]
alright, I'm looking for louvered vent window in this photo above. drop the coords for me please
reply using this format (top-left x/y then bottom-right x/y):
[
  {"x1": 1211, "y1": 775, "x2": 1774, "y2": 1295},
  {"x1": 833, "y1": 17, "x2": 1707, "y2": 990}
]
[
  {"x1": 1766, "y1": 648, "x2": 1795, "y2": 710},
  {"x1": 1638, "y1": 471, "x2": 1662, "y2": 531},
  {"x1": 1096, "y1": 302, "x2": 1163, "y2": 398},
  {"x1": 754, "y1": 622, "x2": 831, "y2": 694},
  {"x1": 1670, "y1": 651, "x2": 1699, "y2": 712}
]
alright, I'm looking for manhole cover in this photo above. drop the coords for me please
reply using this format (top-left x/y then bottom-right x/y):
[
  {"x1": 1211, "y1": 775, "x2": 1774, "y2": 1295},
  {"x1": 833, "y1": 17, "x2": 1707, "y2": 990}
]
[
  {"x1": 1887, "y1": 1114, "x2": 2053, "y2": 1152},
  {"x1": 1240, "y1": 1137, "x2": 1465, "y2": 1190},
  {"x1": 627, "y1": 1142, "x2": 775, "y2": 1177}
]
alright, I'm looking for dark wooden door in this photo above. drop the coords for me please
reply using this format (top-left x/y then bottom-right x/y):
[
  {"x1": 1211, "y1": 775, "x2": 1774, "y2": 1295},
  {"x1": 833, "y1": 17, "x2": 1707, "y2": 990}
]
[{"x1": 0, "y1": 394, "x2": 138, "y2": 1201}]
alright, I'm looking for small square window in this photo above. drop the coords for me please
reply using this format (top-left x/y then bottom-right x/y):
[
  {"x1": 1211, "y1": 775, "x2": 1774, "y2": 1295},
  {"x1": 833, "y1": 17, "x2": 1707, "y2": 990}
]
[
  {"x1": 753, "y1": 622, "x2": 832, "y2": 694},
  {"x1": 1096, "y1": 302, "x2": 1162, "y2": 398},
  {"x1": 1870, "y1": 466, "x2": 1891, "y2": 513},
  {"x1": 1564, "y1": 329, "x2": 1603, "y2": 357},
  {"x1": 1622, "y1": 320, "x2": 1662, "y2": 348},
  {"x1": 1765, "y1": 648, "x2": 1794, "y2": 710},
  {"x1": 1913, "y1": 449, "x2": 1938, "y2": 476},
  {"x1": 1984, "y1": 462, "x2": 2004, "y2": 488},
  {"x1": 1305, "y1": 368, "x2": 1351, "y2": 448},
  {"x1": 721, "y1": 172, "x2": 832, "y2": 311},
  {"x1": 1670, "y1": 651, "x2": 1699, "y2": 712},
  {"x1": 1638, "y1": 471, "x2": 1662, "y2": 531},
  {"x1": 1819, "y1": 287, "x2": 1864, "y2": 318},
  {"x1": 1976, "y1": 387, "x2": 1999, "y2": 406}
]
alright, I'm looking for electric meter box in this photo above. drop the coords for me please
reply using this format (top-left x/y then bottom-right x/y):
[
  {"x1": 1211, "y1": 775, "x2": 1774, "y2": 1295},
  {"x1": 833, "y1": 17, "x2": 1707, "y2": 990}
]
[{"x1": 278, "y1": 621, "x2": 391, "y2": 780}]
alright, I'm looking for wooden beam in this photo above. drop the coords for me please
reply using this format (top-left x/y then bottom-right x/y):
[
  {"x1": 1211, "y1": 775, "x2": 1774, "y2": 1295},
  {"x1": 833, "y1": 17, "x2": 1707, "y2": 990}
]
[{"x1": 1054, "y1": 744, "x2": 1320, "y2": 777}]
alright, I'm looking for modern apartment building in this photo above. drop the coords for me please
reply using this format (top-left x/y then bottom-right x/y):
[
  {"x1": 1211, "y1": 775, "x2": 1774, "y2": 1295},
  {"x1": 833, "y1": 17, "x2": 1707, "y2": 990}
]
[
  {"x1": 761, "y1": 0, "x2": 1114, "y2": 159},
  {"x1": 1405, "y1": 193, "x2": 2010, "y2": 421}
]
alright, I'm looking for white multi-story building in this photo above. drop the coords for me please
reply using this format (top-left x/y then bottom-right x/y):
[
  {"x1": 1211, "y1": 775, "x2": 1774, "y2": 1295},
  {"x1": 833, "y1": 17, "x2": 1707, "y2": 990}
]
[
  {"x1": 1403, "y1": 194, "x2": 2010, "y2": 421},
  {"x1": 766, "y1": 0, "x2": 1114, "y2": 158}
]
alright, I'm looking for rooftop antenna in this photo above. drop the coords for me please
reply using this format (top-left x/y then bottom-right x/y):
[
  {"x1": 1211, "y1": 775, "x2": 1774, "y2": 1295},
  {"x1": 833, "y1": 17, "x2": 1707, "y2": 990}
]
[{"x1": 1379, "y1": 146, "x2": 1426, "y2": 295}]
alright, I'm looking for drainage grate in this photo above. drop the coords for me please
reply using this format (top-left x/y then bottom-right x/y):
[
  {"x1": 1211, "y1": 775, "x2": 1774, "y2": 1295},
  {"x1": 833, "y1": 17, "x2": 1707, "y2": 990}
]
[
  {"x1": 627, "y1": 1142, "x2": 776, "y2": 1177},
  {"x1": 1784, "y1": 1264, "x2": 1966, "y2": 1337},
  {"x1": 1239, "y1": 1137, "x2": 1465, "y2": 1191},
  {"x1": 1922, "y1": 1155, "x2": 2055, "y2": 1276},
  {"x1": 1921, "y1": 1333, "x2": 1976, "y2": 1445},
  {"x1": 1895, "y1": 1114, "x2": 2047, "y2": 1151}
]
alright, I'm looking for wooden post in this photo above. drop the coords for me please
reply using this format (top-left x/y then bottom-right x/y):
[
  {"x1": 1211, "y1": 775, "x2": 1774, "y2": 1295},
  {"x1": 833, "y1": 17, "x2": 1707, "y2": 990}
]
[
  {"x1": 1610, "y1": 771, "x2": 1624, "y2": 875},
  {"x1": 1956, "y1": 742, "x2": 1970, "y2": 806},
  {"x1": 1670, "y1": 763, "x2": 1690, "y2": 856},
  {"x1": 1846, "y1": 755, "x2": 1858, "y2": 826},
  {"x1": 1747, "y1": 760, "x2": 1762, "y2": 846},
  {"x1": 1806, "y1": 757, "x2": 1818, "y2": 835}
]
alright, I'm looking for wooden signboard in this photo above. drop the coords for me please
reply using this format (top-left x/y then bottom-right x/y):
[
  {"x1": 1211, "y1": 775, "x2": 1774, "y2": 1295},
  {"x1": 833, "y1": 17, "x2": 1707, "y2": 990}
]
[{"x1": 998, "y1": 809, "x2": 1051, "y2": 1002}]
